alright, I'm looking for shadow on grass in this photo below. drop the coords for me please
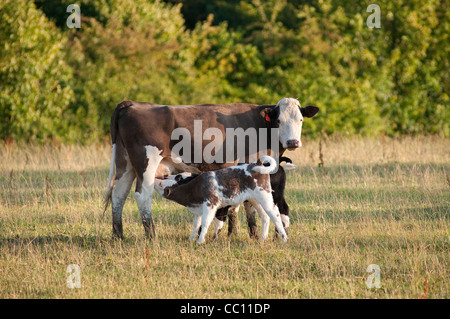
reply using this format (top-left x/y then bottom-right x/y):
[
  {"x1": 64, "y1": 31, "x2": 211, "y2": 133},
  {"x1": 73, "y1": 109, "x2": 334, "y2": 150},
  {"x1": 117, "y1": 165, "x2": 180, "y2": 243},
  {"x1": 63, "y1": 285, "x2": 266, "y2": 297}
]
[
  {"x1": 289, "y1": 205, "x2": 450, "y2": 223},
  {"x1": 296, "y1": 162, "x2": 450, "y2": 176},
  {"x1": 0, "y1": 234, "x2": 134, "y2": 251},
  {"x1": 0, "y1": 168, "x2": 110, "y2": 206}
]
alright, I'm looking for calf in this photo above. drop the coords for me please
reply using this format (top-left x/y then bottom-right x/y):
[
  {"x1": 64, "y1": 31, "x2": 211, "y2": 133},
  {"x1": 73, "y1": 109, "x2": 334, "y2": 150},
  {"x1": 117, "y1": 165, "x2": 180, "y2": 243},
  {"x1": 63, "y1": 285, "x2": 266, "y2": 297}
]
[
  {"x1": 213, "y1": 157, "x2": 295, "y2": 239},
  {"x1": 154, "y1": 156, "x2": 287, "y2": 244}
]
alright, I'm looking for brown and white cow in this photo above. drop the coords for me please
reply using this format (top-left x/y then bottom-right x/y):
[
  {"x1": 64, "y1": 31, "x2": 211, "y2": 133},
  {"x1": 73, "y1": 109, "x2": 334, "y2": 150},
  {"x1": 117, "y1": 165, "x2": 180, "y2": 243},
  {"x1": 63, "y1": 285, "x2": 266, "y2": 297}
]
[{"x1": 104, "y1": 98, "x2": 319, "y2": 239}]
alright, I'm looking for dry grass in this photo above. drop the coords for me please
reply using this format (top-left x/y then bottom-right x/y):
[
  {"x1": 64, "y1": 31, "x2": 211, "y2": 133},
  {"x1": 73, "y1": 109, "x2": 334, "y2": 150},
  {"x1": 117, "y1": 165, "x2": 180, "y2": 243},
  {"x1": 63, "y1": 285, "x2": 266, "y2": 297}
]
[{"x1": 0, "y1": 136, "x2": 449, "y2": 298}]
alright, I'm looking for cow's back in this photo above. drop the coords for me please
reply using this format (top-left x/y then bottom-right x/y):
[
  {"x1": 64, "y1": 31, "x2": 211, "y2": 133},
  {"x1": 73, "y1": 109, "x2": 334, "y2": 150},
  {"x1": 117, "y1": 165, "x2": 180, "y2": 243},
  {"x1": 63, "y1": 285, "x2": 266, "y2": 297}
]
[{"x1": 115, "y1": 101, "x2": 267, "y2": 155}]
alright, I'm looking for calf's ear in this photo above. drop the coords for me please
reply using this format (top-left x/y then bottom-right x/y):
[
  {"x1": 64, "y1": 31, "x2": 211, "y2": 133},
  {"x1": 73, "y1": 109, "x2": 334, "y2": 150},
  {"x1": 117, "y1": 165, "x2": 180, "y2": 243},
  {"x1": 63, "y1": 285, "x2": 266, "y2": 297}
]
[{"x1": 300, "y1": 105, "x2": 319, "y2": 118}]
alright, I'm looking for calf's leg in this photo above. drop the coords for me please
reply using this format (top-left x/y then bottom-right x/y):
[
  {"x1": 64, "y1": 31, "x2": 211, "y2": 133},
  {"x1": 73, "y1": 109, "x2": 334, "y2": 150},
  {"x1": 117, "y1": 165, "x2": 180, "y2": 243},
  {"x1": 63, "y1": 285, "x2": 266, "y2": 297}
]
[
  {"x1": 247, "y1": 200, "x2": 270, "y2": 241},
  {"x1": 243, "y1": 201, "x2": 259, "y2": 239},
  {"x1": 258, "y1": 194, "x2": 288, "y2": 242},
  {"x1": 189, "y1": 215, "x2": 201, "y2": 241},
  {"x1": 213, "y1": 218, "x2": 225, "y2": 239},
  {"x1": 198, "y1": 205, "x2": 217, "y2": 244},
  {"x1": 227, "y1": 205, "x2": 239, "y2": 236}
]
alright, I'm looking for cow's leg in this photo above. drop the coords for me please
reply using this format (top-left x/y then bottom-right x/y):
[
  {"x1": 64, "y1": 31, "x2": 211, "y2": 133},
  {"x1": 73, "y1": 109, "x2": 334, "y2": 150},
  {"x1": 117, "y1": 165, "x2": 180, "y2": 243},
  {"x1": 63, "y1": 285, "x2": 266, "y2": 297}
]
[
  {"x1": 133, "y1": 145, "x2": 163, "y2": 239},
  {"x1": 198, "y1": 205, "x2": 216, "y2": 244},
  {"x1": 227, "y1": 205, "x2": 239, "y2": 236},
  {"x1": 243, "y1": 201, "x2": 258, "y2": 239},
  {"x1": 111, "y1": 144, "x2": 136, "y2": 239},
  {"x1": 247, "y1": 200, "x2": 270, "y2": 242}
]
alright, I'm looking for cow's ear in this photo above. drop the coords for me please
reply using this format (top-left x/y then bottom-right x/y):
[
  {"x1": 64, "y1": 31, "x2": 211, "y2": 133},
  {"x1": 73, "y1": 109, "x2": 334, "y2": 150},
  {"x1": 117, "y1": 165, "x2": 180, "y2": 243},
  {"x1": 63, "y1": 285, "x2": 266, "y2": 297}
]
[
  {"x1": 300, "y1": 105, "x2": 319, "y2": 118},
  {"x1": 163, "y1": 188, "x2": 171, "y2": 197},
  {"x1": 260, "y1": 107, "x2": 272, "y2": 122},
  {"x1": 260, "y1": 105, "x2": 278, "y2": 123}
]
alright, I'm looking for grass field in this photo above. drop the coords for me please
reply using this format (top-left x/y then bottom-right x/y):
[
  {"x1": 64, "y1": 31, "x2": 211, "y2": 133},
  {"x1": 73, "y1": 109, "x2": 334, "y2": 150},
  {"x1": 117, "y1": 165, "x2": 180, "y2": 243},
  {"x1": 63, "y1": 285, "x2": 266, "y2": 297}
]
[{"x1": 0, "y1": 136, "x2": 449, "y2": 298}]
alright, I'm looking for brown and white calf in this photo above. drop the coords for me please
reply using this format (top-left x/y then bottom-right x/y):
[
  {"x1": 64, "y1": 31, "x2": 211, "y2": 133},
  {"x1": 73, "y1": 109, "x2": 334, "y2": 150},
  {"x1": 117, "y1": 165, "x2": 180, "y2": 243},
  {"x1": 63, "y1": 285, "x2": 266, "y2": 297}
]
[
  {"x1": 154, "y1": 156, "x2": 287, "y2": 244},
  {"x1": 213, "y1": 156, "x2": 295, "y2": 238}
]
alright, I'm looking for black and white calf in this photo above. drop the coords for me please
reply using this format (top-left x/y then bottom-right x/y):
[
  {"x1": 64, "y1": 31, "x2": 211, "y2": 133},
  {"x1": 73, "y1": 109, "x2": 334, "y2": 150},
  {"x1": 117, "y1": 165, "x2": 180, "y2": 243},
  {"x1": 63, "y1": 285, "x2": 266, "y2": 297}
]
[
  {"x1": 213, "y1": 157, "x2": 295, "y2": 238},
  {"x1": 154, "y1": 156, "x2": 287, "y2": 244}
]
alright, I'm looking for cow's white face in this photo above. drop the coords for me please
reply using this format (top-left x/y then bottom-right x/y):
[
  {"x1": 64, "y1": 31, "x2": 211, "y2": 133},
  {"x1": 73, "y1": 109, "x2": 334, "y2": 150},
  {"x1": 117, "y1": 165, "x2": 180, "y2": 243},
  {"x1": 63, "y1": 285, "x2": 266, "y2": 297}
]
[
  {"x1": 275, "y1": 97, "x2": 319, "y2": 150},
  {"x1": 277, "y1": 98, "x2": 304, "y2": 149}
]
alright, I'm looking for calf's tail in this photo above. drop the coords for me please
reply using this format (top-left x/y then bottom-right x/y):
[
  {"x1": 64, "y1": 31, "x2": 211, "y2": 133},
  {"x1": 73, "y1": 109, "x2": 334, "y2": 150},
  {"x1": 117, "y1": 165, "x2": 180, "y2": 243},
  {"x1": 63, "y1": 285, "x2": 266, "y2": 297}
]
[{"x1": 252, "y1": 155, "x2": 277, "y2": 174}]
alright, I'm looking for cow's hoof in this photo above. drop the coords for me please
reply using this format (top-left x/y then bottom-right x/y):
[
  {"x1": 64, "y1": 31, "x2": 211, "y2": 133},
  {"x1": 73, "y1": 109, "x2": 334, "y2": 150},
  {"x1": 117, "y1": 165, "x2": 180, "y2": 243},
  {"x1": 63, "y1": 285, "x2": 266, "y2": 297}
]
[
  {"x1": 142, "y1": 220, "x2": 156, "y2": 239},
  {"x1": 112, "y1": 224, "x2": 124, "y2": 240}
]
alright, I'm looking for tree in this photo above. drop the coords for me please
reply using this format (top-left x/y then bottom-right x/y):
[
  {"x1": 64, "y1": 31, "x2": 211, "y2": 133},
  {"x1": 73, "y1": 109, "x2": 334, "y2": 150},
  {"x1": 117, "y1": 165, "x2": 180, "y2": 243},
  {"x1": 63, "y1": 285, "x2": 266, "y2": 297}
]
[{"x1": 0, "y1": 0, "x2": 74, "y2": 142}]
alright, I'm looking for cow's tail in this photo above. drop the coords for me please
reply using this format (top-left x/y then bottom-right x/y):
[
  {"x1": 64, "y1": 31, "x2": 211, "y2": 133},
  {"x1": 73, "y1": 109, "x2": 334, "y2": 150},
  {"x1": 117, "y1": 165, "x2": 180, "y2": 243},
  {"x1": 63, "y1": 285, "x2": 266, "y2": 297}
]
[
  {"x1": 279, "y1": 156, "x2": 297, "y2": 170},
  {"x1": 252, "y1": 156, "x2": 277, "y2": 174},
  {"x1": 103, "y1": 144, "x2": 116, "y2": 215},
  {"x1": 103, "y1": 101, "x2": 133, "y2": 214}
]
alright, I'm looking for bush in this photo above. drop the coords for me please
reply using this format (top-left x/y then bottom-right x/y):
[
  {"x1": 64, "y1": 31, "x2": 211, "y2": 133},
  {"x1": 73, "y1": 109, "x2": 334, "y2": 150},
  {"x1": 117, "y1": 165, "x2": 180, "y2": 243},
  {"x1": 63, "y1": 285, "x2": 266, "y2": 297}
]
[
  {"x1": 0, "y1": 0, "x2": 447, "y2": 143},
  {"x1": 0, "y1": 0, "x2": 74, "y2": 142}
]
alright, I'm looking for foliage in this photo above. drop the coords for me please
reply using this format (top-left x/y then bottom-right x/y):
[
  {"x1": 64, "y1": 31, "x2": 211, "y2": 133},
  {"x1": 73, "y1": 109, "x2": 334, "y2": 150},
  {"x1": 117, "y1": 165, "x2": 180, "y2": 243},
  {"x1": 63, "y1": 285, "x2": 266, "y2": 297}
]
[
  {"x1": 0, "y1": 0, "x2": 448, "y2": 143},
  {"x1": 0, "y1": 0, "x2": 74, "y2": 142}
]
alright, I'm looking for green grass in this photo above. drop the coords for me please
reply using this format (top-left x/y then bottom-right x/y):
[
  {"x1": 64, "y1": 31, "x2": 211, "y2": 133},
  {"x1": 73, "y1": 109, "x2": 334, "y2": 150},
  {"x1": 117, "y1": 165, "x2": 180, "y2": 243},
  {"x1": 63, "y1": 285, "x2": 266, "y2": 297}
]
[{"x1": 0, "y1": 136, "x2": 449, "y2": 298}]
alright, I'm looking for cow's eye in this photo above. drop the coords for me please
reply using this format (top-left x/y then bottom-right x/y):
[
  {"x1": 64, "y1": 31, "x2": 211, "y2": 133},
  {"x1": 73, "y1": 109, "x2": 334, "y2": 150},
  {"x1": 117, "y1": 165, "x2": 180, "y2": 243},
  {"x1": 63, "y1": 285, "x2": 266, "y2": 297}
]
[{"x1": 277, "y1": 120, "x2": 280, "y2": 124}]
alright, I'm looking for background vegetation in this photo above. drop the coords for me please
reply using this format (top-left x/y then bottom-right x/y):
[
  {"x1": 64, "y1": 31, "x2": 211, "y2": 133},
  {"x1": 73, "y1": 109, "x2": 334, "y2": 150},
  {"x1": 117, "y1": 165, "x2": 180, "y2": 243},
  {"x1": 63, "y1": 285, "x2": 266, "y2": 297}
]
[{"x1": 1, "y1": 0, "x2": 448, "y2": 143}]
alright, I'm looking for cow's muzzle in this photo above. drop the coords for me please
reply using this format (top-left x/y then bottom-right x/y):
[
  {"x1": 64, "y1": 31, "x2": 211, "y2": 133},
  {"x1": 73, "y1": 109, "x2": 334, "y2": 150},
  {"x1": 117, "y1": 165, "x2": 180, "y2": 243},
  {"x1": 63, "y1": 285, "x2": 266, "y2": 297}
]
[{"x1": 286, "y1": 139, "x2": 301, "y2": 149}]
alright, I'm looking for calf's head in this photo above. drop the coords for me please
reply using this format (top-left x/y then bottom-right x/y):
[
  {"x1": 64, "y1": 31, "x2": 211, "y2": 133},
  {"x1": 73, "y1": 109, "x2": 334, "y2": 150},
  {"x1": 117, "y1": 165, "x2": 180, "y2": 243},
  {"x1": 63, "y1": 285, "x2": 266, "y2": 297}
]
[
  {"x1": 263, "y1": 98, "x2": 319, "y2": 150},
  {"x1": 154, "y1": 173, "x2": 197, "y2": 198},
  {"x1": 154, "y1": 178, "x2": 178, "y2": 197}
]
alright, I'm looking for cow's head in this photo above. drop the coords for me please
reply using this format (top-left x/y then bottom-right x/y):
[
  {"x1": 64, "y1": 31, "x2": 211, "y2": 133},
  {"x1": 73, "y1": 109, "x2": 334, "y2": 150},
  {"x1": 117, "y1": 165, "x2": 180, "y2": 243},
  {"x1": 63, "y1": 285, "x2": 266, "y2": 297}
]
[{"x1": 262, "y1": 98, "x2": 319, "y2": 150}]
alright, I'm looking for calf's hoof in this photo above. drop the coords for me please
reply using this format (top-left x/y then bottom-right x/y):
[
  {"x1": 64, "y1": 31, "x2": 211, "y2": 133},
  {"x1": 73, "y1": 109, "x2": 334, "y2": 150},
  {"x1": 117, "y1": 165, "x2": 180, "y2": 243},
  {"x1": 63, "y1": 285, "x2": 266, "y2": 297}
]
[
  {"x1": 274, "y1": 226, "x2": 289, "y2": 239},
  {"x1": 248, "y1": 225, "x2": 259, "y2": 240}
]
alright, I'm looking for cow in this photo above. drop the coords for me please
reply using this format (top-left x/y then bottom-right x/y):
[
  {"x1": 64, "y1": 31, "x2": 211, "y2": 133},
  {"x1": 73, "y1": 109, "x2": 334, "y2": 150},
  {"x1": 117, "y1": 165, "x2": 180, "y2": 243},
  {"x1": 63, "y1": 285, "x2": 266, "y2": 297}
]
[
  {"x1": 103, "y1": 97, "x2": 319, "y2": 239},
  {"x1": 154, "y1": 156, "x2": 287, "y2": 244}
]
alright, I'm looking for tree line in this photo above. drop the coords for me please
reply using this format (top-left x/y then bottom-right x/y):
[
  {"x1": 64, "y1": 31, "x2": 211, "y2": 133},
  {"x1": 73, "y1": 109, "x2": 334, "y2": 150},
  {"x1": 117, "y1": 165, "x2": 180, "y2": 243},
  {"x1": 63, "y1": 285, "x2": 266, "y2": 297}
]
[{"x1": 0, "y1": 0, "x2": 448, "y2": 143}]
